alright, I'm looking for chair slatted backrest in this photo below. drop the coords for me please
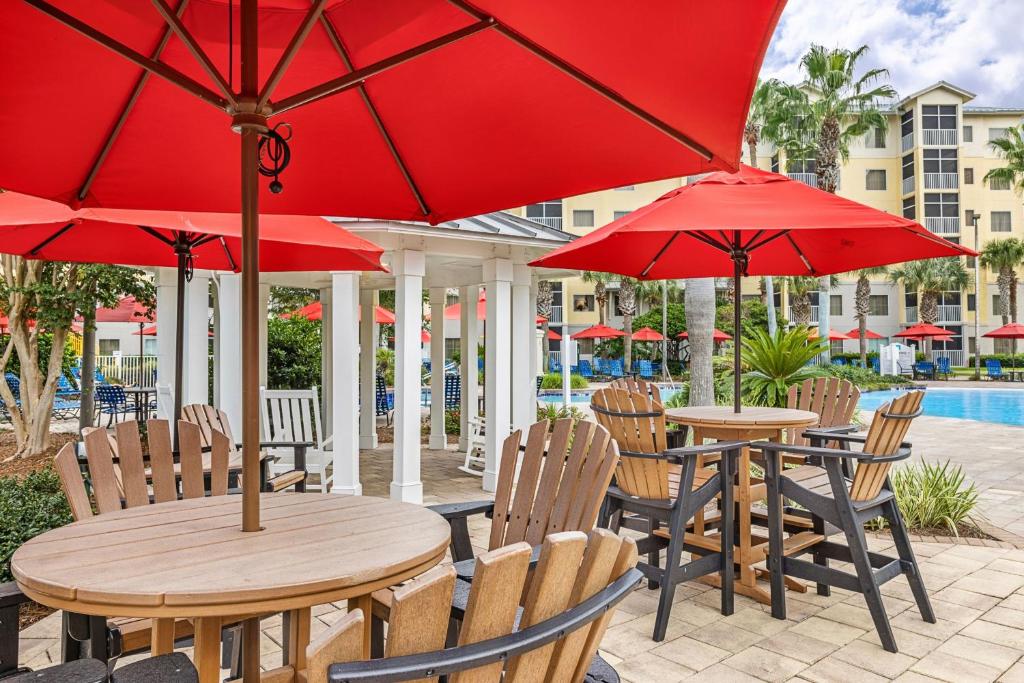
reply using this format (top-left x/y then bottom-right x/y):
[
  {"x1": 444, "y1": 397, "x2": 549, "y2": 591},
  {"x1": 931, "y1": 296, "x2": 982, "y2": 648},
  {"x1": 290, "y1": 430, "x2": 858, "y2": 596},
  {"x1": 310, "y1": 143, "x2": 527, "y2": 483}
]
[
  {"x1": 181, "y1": 403, "x2": 236, "y2": 452},
  {"x1": 591, "y1": 388, "x2": 670, "y2": 500},
  {"x1": 259, "y1": 387, "x2": 324, "y2": 448},
  {"x1": 304, "y1": 530, "x2": 638, "y2": 683},
  {"x1": 849, "y1": 391, "x2": 924, "y2": 501},
  {"x1": 786, "y1": 377, "x2": 860, "y2": 446},
  {"x1": 488, "y1": 418, "x2": 619, "y2": 552},
  {"x1": 608, "y1": 377, "x2": 662, "y2": 405},
  {"x1": 66, "y1": 419, "x2": 231, "y2": 519}
]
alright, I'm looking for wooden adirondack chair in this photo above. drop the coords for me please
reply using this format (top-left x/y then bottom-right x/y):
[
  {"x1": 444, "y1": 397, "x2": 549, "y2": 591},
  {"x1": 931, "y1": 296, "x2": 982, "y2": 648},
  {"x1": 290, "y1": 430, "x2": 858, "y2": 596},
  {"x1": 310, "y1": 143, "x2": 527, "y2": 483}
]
[
  {"x1": 259, "y1": 386, "x2": 333, "y2": 491},
  {"x1": 784, "y1": 377, "x2": 860, "y2": 448},
  {"x1": 590, "y1": 388, "x2": 740, "y2": 641},
  {"x1": 608, "y1": 377, "x2": 661, "y2": 404},
  {"x1": 279, "y1": 530, "x2": 641, "y2": 683},
  {"x1": 762, "y1": 391, "x2": 935, "y2": 653}
]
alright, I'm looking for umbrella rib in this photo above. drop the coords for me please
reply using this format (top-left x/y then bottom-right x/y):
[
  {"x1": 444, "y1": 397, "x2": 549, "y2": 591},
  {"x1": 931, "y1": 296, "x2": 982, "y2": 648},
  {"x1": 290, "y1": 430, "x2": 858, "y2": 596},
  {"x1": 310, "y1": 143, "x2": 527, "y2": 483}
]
[
  {"x1": 77, "y1": 0, "x2": 190, "y2": 202},
  {"x1": 319, "y1": 13, "x2": 432, "y2": 218},
  {"x1": 219, "y1": 237, "x2": 238, "y2": 272},
  {"x1": 24, "y1": 0, "x2": 228, "y2": 111},
  {"x1": 740, "y1": 230, "x2": 765, "y2": 251},
  {"x1": 639, "y1": 233, "x2": 680, "y2": 278},
  {"x1": 744, "y1": 229, "x2": 790, "y2": 253},
  {"x1": 447, "y1": 0, "x2": 716, "y2": 163},
  {"x1": 136, "y1": 225, "x2": 177, "y2": 248},
  {"x1": 683, "y1": 231, "x2": 732, "y2": 254},
  {"x1": 272, "y1": 19, "x2": 496, "y2": 115},
  {"x1": 150, "y1": 0, "x2": 237, "y2": 108},
  {"x1": 901, "y1": 226, "x2": 973, "y2": 254},
  {"x1": 27, "y1": 222, "x2": 77, "y2": 256},
  {"x1": 257, "y1": 0, "x2": 329, "y2": 109},
  {"x1": 784, "y1": 234, "x2": 815, "y2": 274}
]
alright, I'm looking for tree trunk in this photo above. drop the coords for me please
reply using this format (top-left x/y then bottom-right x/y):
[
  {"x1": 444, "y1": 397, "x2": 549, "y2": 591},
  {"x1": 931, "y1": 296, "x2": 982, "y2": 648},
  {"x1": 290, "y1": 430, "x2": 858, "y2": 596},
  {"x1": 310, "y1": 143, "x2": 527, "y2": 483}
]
[
  {"x1": 920, "y1": 291, "x2": 939, "y2": 356},
  {"x1": 791, "y1": 293, "x2": 811, "y2": 325},
  {"x1": 595, "y1": 281, "x2": 607, "y2": 326},
  {"x1": 79, "y1": 309, "x2": 97, "y2": 431},
  {"x1": 765, "y1": 276, "x2": 777, "y2": 335},
  {"x1": 998, "y1": 267, "x2": 1012, "y2": 325},
  {"x1": 815, "y1": 115, "x2": 841, "y2": 350},
  {"x1": 536, "y1": 281, "x2": 552, "y2": 372},
  {"x1": 622, "y1": 313, "x2": 633, "y2": 371},
  {"x1": 685, "y1": 278, "x2": 716, "y2": 406},
  {"x1": 1012, "y1": 271, "x2": 1019, "y2": 323},
  {"x1": 855, "y1": 274, "x2": 871, "y2": 366}
]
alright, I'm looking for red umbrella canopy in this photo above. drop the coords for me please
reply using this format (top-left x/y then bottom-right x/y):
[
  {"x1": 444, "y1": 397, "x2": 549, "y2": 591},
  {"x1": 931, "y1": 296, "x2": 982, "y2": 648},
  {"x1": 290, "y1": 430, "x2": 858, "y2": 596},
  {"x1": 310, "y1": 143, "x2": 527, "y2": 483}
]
[
  {"x1": 530, "y1": 165, "x2": 975, "y2": 278},
  {"x1": 893, "y1": 323, "x2": 952, "y2": 340},
  {"x1": 809, "y1": 328, "x2": 852, "y2": 342},
  {"x1": 439, "y1": 292, "x2": 545, "y2": 324},
  {"x1": 283, "y1": 301, "x2": 396, "y2": 325},
  {"x1": 983, "y1": 323, "x2": 1024, "y2": 339},
  {"x1": 678, "y1": 328, "x2": 732, "y2": 342},
  {"x1": 134, "y1": 324, "x2": 212, "y2": 338},
  {"x1": 96, "y1": 296, "x2": 155, "y2": 323},
  {"x1": 547, "y1": 329, "x2": 562, "y2": 341},
  {"x1": 571, "y1": 324, "x2": 626, "y2": 340},
  {"x1": 845, "y1": 328, "x2": 885, "y2": 340},
  {"x1": 631, "y1": 326, "x2": 664, "y2": 342},
  {"x1": 421, "y1": 330, "x2": 431, "y2": 344},
  {"x1": 0, "y1": 192, "x2": 386, "y2": 273}
]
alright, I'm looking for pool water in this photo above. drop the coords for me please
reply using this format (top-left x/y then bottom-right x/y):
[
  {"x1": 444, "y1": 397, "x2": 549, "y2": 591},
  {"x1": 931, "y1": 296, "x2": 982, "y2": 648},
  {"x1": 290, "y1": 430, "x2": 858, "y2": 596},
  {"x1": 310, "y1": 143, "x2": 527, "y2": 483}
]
[
  {"x1": 858, "y1": 387, "x2": 1024, "y2": 426},
  {"x1": 539, "y1": 388, "x2": 682, "y2": 405}
]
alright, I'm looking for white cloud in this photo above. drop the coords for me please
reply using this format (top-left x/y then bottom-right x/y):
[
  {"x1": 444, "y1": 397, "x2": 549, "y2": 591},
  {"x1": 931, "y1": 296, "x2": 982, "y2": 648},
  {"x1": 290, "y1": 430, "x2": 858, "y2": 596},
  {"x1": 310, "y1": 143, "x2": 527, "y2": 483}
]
[{"x1": 762, "y1": 0, "x2": 1024, "y2": 106}]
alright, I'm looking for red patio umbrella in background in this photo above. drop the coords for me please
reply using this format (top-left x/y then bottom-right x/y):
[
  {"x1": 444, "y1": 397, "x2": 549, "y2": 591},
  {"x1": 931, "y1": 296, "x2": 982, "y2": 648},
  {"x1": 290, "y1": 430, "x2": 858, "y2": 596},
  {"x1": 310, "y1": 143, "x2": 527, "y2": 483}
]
[
  {"x1": 631, "y1": 326, "x2": 664, "y2": 342},
  {"x1": 134, "y1": 324, "x2": 214, "y2": 338},
  {"x1": 845, "y1": 328, "x2": 885, "y2": 340},
  {"x1": 678, "y1": 328, "x2": 733, "y2": 342},
  {"x1": 571, "y1": 324, "x2": 626, "y2": 340},
  {"x1": 98, "y1": 295, "x2": 157, "y2": 375},
  {"x1": 531, "y1": 165, "x2": 975, "y2": 411},
  {"x1": 809, "y1": 329, "x2": 852, "y2": 342},
  {"x1": 547, "y1": 329, "x2": 562, "y2": 341},
  {"x1": 283, "y1": 301, "x2": 396, "y2": 325},
  {"x1": 437, "y1": 291, "x2": 545, "y2": 324},
  {"x1": 894, "y1": 324, "x2": 953, "y2": 343},
  {"x1": 984, "y1": 323, "x2": 1024, "y2": 378},
  {"x1": 0, "y1": 0, "x2": 783, "y2": 539}
]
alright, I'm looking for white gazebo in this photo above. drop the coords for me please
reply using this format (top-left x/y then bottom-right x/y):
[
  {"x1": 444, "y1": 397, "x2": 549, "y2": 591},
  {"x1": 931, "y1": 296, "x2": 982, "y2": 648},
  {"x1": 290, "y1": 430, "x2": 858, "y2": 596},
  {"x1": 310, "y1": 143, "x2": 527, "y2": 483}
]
[{"x1": 156, "y1": 212, "x2": 571, "y2": 503}]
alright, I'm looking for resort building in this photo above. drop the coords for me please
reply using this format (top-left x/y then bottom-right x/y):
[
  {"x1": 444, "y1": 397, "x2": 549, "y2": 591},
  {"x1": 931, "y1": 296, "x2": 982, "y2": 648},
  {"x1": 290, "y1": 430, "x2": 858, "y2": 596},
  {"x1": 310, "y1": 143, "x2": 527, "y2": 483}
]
[{"x1": 514, "y1": 81, "x2": 1024, "y2": 366}]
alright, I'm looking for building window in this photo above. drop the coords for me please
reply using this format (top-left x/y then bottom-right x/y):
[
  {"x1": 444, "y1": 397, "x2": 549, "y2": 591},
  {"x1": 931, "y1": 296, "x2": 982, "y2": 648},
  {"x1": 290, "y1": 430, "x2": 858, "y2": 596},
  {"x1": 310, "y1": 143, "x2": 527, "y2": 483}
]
[
  {"x1": 963, "y1": 125, "x2": 973, "y2": 142},
  {"x1": 576, "y1": 338, "x2": 594, "y2": 355},
  {"x1": 924, "y1": 192, "x2": 959, "y2": 220},
  {"x1": 613, "y1": 210, "x2": 630, "y2": 221},
  {"x1": 770, "y1": 154, "x2": 779, "y2": 173},
  {"x1": 614, "y1": 186, "x2": 634, "y2": 191},
  {"x1": 902, "y1": 151, "x2": 914, "y2": 184},
  {"x1": 786, "y1": 158, "x2": 816, "y2": 174},
  {"x1": 992, "y1": 211, "x2": 1013, "y2": 232},
  {"x1": 900, "y1": 109, "x2": 914, "y2": 136},
  {"x1": 993, "y1": 294, "x2": 1003, "y2": 315},
  {"x1": 98, "y1": 339, "x2": 120, "y2": 356},
  {"x1": 525, "y1": 200, "x2": 563, "y2": 229},
  {"x1": 922, "y1": 104, "x2": 957, "y2": 130},
  {"x1": 989, "y1": 127, "x2": 1009, "y2": 142},
  {"x1": 572, "y1": 210, "x2": 594, "y2": 228},
  {"x1": 964, "y1": 168, "x2": 974, "y2": 184},
  {"x1": 830, "y1": 294, "x2": 843, "y2": 316},
  {"x1": 865, "y1": 128, "x2": 886, "y2": 149},
  {"x1": 444, "y1": 338, "x2": 459, "y2": 360},
  {"x1": 143, "y1": 338, "x2": 158, "y2": 356},
  {"x1": 994, "y1": 338, "x2": 1014, "y2": 354},
  {"x1": 923, "y1": 148, "x2": 957, "y2": 174},
  {"x1": 990, "y1": 176, "x2": 1011, "y2": 190},
  {"x1": 868, "y1": 295, "x2": 889, "y2": 316},
  {"x1": 865, "y1": 169, "x2": 886, "y2": 191},
  {"x1": 573, "y1": 294, "x2": 595, "y2": 312},
  {"x1": 902, "y1": 196, "x2": 916, "y2": 219},
  {"x1": 967, "y1": 293, "x2": 976, "y2": 312}
]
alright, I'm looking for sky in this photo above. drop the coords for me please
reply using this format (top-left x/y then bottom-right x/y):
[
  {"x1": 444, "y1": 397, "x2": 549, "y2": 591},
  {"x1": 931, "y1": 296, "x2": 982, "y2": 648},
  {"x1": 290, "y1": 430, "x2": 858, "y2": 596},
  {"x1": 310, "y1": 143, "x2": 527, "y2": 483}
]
[{"x1": 761, "y1": 0, "x2": 1024, "y2": 107}]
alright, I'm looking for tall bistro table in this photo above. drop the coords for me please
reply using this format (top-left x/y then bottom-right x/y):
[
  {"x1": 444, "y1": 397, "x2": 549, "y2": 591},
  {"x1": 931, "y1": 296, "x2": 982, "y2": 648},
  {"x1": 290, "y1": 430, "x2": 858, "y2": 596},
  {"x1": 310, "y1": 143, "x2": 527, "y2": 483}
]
[
  {"x1": 12, "y1": 493, "x2": 450, "y2": 683},
  {"x1": 665, "y1": 405, "x2": 818, "y2": 605}
]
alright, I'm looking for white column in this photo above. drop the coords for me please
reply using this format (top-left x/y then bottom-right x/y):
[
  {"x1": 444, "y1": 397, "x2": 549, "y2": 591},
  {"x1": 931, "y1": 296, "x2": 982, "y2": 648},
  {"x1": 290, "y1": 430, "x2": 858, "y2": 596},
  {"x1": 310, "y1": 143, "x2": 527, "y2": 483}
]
[
  {"x1": 155, "y1": 270, "x2": 177, "y2": 418},
  {"x1": 429, "y1": 287, "x2": 447, "y2": 449},
  {"x1": 320, "y1": 287, "x2": 333, "y2": 435},
  {"x1": 511, "y1": 265, "x2": 533, "y2": 431},
  {"x1": 216, "y1": 273, "x2": 242, "y2": 430},
  {"x1": 529, "y1": 279, "x2": 539, "y2": 390},
  {"x1": 331, "y1": 272, "x2": 361, "y2": 495},
  {"x1": 458, "y1": 285, "x2": 479, "y2": 451},
  {"x1": 483, "y1": 259, "x2": 513, "y2": 493},
  {"x1": 183, "y1": 273, "x2": 210, "y2": 406},
  {"x1": 359, "y1": 288, "x2": 378, "y2": 449},
  {"x1": 392, "y1": 250, "x2": 425, "y2": 503},
  {"x1": 258, "y1": 283, "x2": 270, "y2": 388}
]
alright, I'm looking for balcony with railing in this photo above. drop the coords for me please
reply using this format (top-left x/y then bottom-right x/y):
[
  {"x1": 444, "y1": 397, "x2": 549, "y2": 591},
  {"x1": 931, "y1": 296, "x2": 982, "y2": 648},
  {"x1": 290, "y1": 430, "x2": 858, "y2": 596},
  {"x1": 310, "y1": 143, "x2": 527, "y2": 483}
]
[
  {"x1": 906, "y1": 306, "x2": 918, "y2": 324},
  {"x1": 924, "y1": 216, "x2": 960, "y2": 235},
  {"x1": 923, "y1": 173, "x2": 958, "y2": 190},
  {"x1": 901, "y1": 131, "x2": 914, "y2": 152},
  {"x1": 809, "y1": 305, "x2": 819, "y2": 324},
  {"x1": 902, "y1": 176, "x2": 915, "y2": 195},
  {"x1": 937, "y1": 304, "x2": 961, "y2": 322},
  {"x1": 529, "y1": 216, "x2": 562, "y2": 230},
  {"x1": 788, "y1": 173, "x2": 818, "y2": 188},
  {"x1": 922, "y1": 129, "x2": 957, "y2": 146},
  {"x1": 549, "y1": 304, "x2": 563, "y2": 324}
]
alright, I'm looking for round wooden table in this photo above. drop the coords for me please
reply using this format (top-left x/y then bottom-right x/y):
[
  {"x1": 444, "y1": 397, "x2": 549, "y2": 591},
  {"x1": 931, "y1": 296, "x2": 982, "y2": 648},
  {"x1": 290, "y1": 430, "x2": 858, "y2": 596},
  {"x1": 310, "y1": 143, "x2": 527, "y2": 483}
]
[
  {"x1": 12, "y1": 493, "x2": 451, "y2": 682},
  {"x1": 665, "y1": 406, "x2": 818, "y2": 605}
]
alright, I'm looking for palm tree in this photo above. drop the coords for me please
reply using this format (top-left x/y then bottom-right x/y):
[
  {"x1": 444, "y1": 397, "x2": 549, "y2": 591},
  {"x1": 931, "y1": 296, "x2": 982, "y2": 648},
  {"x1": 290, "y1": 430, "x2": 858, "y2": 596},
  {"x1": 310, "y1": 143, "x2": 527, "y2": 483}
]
[
  {"x1": 985, "y1": 126, "x2": 1024, "y2": 323},
  {"x1": 761, "y1": 45, "x2": 896, "y2": 343},
  {"x1": 851, "y1": 266, "x2": 888, "y2": 365},
  {"x1": 536, "y1": 280, "x2": 552, "y2": 369},
  {"x1": 684, "y1": 278, "x2": 716, "y2": 406},
  {"x1": 979, "y1": 238, "x2": 1024, "y2": 325},
  {"x1": 889, "y1": 259, "x2": 971, "y2": 352},
  {"x1": 618, "y1": 278, "x2": 638, "y2": 370},
  {"x1": 786, "y1": 276, "x2": 821, "y2": 325},
  {"x1": 581, "y1": 271, "x2": 612, "y2": 325}
]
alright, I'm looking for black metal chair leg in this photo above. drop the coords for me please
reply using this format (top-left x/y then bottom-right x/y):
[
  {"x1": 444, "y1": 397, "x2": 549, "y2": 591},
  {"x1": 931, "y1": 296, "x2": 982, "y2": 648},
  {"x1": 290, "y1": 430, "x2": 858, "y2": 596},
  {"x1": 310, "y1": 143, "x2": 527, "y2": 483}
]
[
  {"x1": 764, "y1": 454, "x2": 787, "y2": 620},
  {"x1": 811, "y1": 514, "x2": 831, "y2": 597},
  {"x1": 87, "y1": 615, "x2": 108, "y2": 663},
  {"x1": 647, "y1": 517, "x2": 661, "y2": 590},
  {"x1": 886, "y1": 499, "x2": 936, "y2": 624},
  {"x1": 719, "y1": 462, "x2": 735, "y2": 616},
  {"x1": 652, "y1": 531, "x2": 683, "y2": 642},
  {"x1": 843, "y1": 515, "x2": 899, "y2": 653}
]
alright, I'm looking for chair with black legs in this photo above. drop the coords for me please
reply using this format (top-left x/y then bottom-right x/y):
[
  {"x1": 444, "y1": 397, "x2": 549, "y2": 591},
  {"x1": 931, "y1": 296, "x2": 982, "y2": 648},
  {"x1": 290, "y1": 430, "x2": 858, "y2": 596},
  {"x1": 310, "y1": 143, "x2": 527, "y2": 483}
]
[
  {"x1": 591, "y1": 387, "x2": 742, "y2": 641},
  {"x1": 762, "y1": 390, "x2": 935, "y2": 653}
]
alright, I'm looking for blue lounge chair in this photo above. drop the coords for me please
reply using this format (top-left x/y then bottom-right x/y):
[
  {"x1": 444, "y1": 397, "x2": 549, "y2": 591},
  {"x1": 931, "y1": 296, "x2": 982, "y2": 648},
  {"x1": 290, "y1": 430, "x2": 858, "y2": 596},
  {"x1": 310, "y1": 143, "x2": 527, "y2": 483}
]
[
  {"x1": 549, "y1": 357, "x2": 562, "y2": 373},
  {"x1": 831, "y1": 358, "x2": 847, "y2": 366},
  {"x1": 936, "y1": 356, "x2": 951, "y2": 379},
  {"x1": 871, "y1": 357, "x2": 881, "y2": 374},
  {"x1": 579, "y1": 359, "x2": 594, "y2": 378},
  {"x1": 375, "y1": 374, "x2": 394, "y2": 425},
  {"x1": 444, "y1": 373, "x2": 461, "y2": 409},
  {"x1": 637, "y1": 359, "x2": 654, "y2": 379},
  {"x1": 94, "y1": 384, "x2": 132, "y2": 426},
  {"x1": 986, "y1": 359, "x2": 1004, "y2": 381},
  {"x1": 609, "y1": 358, "x2": 625, "y2": 378},
  {"x1": 912, "y1": 361, "x2": 936, "y2": 380},
  {"x1": 592, "y1": 357, "x2": 606, "y2": 376},
  {"x1": 423, "y1": 359, "x2": 431, "y2": 373}
]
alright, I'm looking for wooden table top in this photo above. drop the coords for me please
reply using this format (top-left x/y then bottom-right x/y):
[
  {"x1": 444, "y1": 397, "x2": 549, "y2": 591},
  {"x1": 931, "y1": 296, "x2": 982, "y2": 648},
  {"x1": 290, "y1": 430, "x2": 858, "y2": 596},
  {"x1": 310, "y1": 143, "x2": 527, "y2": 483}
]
[
  {"x1": 13, "y1": 493, "x2": 450, "y2": 618},
  {"x1": 665, "y1": 405, "x2": 819, "y2": 428}
]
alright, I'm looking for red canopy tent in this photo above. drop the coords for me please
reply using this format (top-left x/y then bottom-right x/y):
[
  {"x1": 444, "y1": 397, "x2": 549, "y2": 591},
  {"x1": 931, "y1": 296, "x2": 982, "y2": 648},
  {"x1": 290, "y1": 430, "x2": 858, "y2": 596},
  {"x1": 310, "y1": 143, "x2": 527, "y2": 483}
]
[
  {"x1": 678, "y1": 328, "x2": 732, "y2": 342},
  {"x1": 283, "y1": 301, "x2": 396, "y2": 325},
  {"x1": 0, "y1": 0, "x2": 783, "y2": 540},
  {"x1": 531, "y1": 165, "x2": 975, "y2": 411},
  {"x1": 571, "y1": 324, "x2": 626, "y2": 340},
  {"x1": 631, "y1": 327, "x2": 664, "y2": 342}
]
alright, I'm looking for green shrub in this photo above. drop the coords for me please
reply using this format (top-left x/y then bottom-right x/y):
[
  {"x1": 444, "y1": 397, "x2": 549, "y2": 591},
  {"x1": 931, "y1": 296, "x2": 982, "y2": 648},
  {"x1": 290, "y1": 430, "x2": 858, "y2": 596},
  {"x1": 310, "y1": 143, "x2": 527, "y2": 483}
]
[
  {"x1": 539, "y1": 373, "x2": 587, "y2": 390},
  {"x1": 376, "y1": 348, "x2": 395, "y2": 386},
  {"x1": 445, "y1": 408, "x2": 461, "y2": 436},
  {"x1": 822, "y1": 364, "x2": 911, "y2": 392},
  {"x1": 0, "y1": 470, "x2": 72, "y2": 582},
  {"x1": 536, "y1": 403, "x2": 586, "y2": 427},
  {"x1": 872, "y1": 460, "x2": 979, "y2": 536},
  {"x1": 740, "y1": 327, "x2": 827, "y2": 407},
  {"x1": 267, "y1": 315, "x2": 321, "y2": 390}
]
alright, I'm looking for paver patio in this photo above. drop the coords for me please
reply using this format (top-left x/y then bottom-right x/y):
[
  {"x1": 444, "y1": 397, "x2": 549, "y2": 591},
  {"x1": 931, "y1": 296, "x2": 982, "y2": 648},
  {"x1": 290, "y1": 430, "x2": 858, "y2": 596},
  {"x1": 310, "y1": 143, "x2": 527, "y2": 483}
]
[{"x1": 17, "y1": 407, "x2": 1024, "y2": 681}]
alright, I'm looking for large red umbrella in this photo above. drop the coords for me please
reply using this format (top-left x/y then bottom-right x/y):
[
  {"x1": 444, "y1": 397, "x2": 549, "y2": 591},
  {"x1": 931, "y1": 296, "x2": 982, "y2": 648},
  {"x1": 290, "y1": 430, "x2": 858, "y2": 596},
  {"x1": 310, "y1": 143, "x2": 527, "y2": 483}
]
[
  {"x1": 0, "y1": 1, "x2": 782, "y2": 538},
  {"x1": 0, "y1": 191, "x2": 386, "y2": 427},
  {"x1": 283, "y1": 301, "x2": 396, "y2": 325},
  {"x1": 809, "y1": 328, "x2": 852, "y2": 342},
  {"x1": 845, "y1": 328, "x2": 885, "y2": 340},
  {"x1": 438, "y1": 291, "x2": 545, "y2": 324},
  {"x1": 547, "y1": 329, "x2": 562, "y2": 341},
  {"x1": 894, "y1": 323, "x2": 952, "y2": 340},
  {"x1": 531, "y1": 165, "x2": 975, "y2": 411},
  {"x1": 631, "y1": 326, "x2": 664, "y2": 342},
  {"x1": 678, "y1": 328, "x2": 732, "y2": 342},
  {"x1": 571, "y1": 324, "x2": 626, "y2": 340},
  {"x1": 984, "y1": 323, "x2": 1024, "y2": 377}
]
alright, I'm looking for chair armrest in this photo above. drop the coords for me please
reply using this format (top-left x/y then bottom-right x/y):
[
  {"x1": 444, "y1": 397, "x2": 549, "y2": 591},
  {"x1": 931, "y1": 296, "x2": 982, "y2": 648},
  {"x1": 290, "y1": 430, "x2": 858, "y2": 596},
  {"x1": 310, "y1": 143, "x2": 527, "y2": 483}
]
[
  {"x1": 428, "y1": 500, "x2": 495, "y2": 521},
  {"x1": 455, "y1": 544, "x2": 542, "y2": 582},
  {"x1": 264, "y1": 469, "x2": 307, "y2": 492},
  {"x1": 759, "y1": 441, "x2": 912, "y2": 464},
  {"x1": 803, "y1": 424, "x2": 860, "y2": 437},
  {"x1": 260, "y1": 440, "x2": 314, "y2": 449},
  {"x1": 660, "y1": 440, "x2": 748, "y2": 464},
  {"x1": 0, "y1": 581, "x2": 29, "y2": 610}
]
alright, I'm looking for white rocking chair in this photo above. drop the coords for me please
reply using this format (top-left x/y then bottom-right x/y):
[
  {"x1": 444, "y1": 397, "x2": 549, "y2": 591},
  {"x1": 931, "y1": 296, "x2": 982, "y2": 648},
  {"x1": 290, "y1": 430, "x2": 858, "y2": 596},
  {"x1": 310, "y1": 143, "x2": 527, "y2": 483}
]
[
  {"x1": 459, "y1": 415, "x2": 515, "y2": 477},
  {"x1": 259, "y1": 385, "x2": 333, "y2": 492}
]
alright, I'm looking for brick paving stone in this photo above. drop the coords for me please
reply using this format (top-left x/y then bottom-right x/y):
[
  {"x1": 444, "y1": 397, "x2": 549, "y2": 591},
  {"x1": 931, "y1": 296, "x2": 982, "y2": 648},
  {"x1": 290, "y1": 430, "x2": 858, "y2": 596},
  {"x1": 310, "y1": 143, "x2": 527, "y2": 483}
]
[
  {"x1": 788, "y1": 615, "x2": 866, "y2": 647},
  {"x1": 832, "y1": 638, "x2": 917, "y2": 678},
  {"x1": 936, "y1": 634, "x2": 1022, "y2": 671},
  {"x1": 951, "y1": 569, "x2": 1024, "y2": 599},
  {"x1": 933, "y1": 586, "x2": 1003, "y2": 611},
  {"x1": 721, "y1": 607, "x2": 794, "y2": 637},
  {"x1": 961, "y1": 619, "x2": 1024, "y2": 650},
  {"x1": 858, "y1": 626, "x2": 945, "y2": 659},
  {"x1": 616, "y1": 652, "x2": 693, "y2": 683},
  {"x1": 722, "y1": 646, "x2": 807, "y2": 682},
  {"x1": 981, "y1": 606, "x2": 1024, "y2": 629},
  {"x1": 911, "y1": 650, "x2": 1005, "y2": 683},
  {"x1": 757, "y1": 629, "x2": 839, "y2": 665},
  {"x1": 890, "y1": 612, "x2": 965, "y2": 640},
  {"x1": 999, "y1": 662, "x2": 1024, "y2": 682},
  {"x1": 686, "y1": 662, "x2": 769, "y2": 682},
  {"x1": 687, "y1": 620, "x2": 766, "y2": 654},
  {"x1": 799, "y1": 655, "x2": 889, "y2": 683},
  {"x1": 651, "y1": 636, "x2": 731, "y2": 672},
  {"x1": 817, "y1": 602, "x2": 882, "y2": 630}
]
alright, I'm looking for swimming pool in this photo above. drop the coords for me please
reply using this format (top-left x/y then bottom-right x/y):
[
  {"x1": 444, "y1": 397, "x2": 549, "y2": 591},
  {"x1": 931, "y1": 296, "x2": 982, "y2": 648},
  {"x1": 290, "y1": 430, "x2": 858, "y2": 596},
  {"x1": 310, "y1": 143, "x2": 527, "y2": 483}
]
[
  {"x1": 539, "y1": 388, "x2": 682, "y2": 405},
  {"x1": 858, "y1": 387, "x2": 1024, "y2": 426}
]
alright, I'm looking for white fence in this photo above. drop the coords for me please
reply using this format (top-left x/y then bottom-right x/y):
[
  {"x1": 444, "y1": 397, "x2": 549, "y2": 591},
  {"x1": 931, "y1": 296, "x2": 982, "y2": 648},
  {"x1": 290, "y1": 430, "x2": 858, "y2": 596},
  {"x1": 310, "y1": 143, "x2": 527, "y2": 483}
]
[
  {"x1": 924, "y1": 217, "x2": 960, "y2": 235},
  {"x1": 549, "y1": 304, "x2": 563, "y2": 324},
  {"x1": 788, "y1": 173, "x2": 818, "y2": 188},
  {"x1": 902, "y1": 176, "x2": 915, "y2": 195},
  {"x1": 922, "y1": 129, "x2": 957, "y2": 146},
  {"x1": 901, "y1": 132, "x2": 914, "y2": 152},
  {"x1": 96, "y1": 355, "x2": 158, "y2": 387},
  {"x1": 937, "y1": 304, "x2": 961, "y2": 322},
  {"x1": 931, "y1": 349, "x2": 965, "y2": 367},
  {"x1": 923, "y1": 172, "x2": 958, "y2": 189},
  {"x1": 530, "y1": 216, "x2": 562, "y2": 230}
]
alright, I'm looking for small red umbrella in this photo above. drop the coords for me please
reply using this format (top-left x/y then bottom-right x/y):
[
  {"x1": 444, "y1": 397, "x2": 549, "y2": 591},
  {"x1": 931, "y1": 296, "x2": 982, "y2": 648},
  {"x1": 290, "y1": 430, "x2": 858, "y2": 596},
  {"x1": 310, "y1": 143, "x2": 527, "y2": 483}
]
[
  {"x1": 547, "y1": 329, "x2": 562, "y2": 341},
  {"x1": 631, "y1": 327, "x2": 664, "y2": 342},
  {"x1": 678, "y1": 328, "x2": 733, "y2": 342},
  {"x1": 571, "y1": 324, "x2": 626, "y2": 340},
  {"x1": 284, "y1": 301, "x2": 396, "y2": 325},
  {"x1": 135, "y1": 324, "x2": 213, "y2": 338},
  {"x1": 809, "y1": 329, "x2": 852, "y2": 342},
  {"x1": 984, "y1": 323, "x2": 1024, "y2": 377},
  {"x1": 894, "y1": 323, "x2": 952, "y2": 340},
  {"x1": 845, "y1": 328, "x2": 885, "y2": 340},
  {"x1": 438, "y1": 291, "x2": 545, "y2": 324}
]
